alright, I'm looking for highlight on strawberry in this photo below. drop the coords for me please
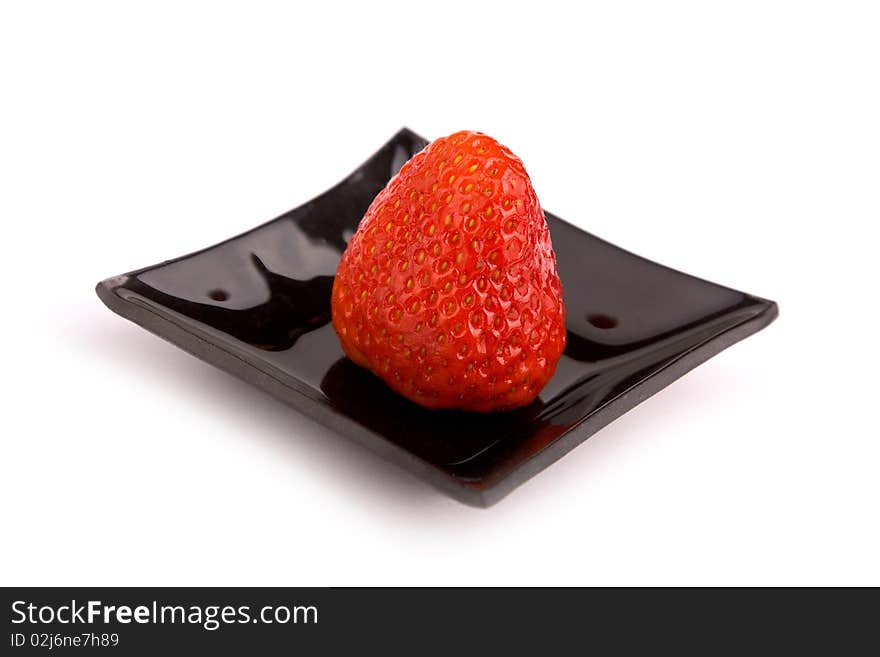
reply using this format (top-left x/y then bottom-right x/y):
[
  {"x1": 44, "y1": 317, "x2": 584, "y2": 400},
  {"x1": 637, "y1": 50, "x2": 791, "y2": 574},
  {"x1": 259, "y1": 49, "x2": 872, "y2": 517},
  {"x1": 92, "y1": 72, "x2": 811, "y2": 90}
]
[{"x1": 331, "y1": 131, "x2": 566, "y2": 412}]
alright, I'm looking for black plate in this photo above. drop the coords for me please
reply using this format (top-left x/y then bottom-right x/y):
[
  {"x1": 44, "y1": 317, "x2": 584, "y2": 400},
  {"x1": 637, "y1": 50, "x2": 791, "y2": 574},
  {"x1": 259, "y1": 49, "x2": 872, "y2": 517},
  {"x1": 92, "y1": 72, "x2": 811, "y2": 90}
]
[{"x1": 96, "y1": 128, "x2": 777, "y2": 507}]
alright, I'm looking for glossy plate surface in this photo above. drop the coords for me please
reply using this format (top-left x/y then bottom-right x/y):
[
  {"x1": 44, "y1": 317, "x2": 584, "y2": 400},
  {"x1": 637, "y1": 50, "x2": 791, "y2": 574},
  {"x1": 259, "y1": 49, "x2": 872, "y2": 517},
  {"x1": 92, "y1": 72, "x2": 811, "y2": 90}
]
[{"x1": 96, "y1": 128, "x2": 777, "y2": 506}]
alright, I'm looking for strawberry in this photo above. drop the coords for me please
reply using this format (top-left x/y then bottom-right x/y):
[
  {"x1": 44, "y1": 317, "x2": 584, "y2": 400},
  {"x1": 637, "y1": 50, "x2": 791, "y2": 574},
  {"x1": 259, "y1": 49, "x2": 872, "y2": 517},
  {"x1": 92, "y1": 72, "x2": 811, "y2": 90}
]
[{"x1": 331, "y1": 131, "x2": 566, "y2": 412}]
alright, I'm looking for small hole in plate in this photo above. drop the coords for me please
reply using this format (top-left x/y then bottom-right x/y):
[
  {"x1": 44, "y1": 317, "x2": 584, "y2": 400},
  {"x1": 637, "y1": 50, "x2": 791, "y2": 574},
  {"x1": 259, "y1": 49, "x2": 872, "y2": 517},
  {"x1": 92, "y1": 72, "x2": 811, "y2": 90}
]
[
  {"x1": 587, "y1": 313, "x2": 618, "y2": 330},
  {"x1": 208, "y1": 289, "x2": 229, "y2": 302}
]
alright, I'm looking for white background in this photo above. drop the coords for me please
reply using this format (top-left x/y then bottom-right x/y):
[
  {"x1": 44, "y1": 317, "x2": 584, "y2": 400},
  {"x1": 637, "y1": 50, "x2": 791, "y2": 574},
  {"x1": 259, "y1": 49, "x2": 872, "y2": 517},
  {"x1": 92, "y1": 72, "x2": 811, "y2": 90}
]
[{"x1": 1, "y1": 1, "x2": 878, "y2": 586}]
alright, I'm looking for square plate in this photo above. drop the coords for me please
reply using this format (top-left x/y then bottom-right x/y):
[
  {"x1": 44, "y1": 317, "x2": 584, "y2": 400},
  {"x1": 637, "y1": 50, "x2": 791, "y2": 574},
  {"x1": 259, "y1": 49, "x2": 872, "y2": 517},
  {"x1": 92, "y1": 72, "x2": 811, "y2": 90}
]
[{"x1": 96, "y1": 128, "x2": 777, "y2": 507}]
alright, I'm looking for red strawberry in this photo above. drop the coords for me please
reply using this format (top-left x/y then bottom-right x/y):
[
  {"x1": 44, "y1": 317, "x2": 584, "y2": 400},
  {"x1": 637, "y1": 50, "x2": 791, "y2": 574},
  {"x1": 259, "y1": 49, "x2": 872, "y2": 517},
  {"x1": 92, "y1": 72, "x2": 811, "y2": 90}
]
[{"x1": 331, "y1": 131, "x2": 565, "y2": 412}]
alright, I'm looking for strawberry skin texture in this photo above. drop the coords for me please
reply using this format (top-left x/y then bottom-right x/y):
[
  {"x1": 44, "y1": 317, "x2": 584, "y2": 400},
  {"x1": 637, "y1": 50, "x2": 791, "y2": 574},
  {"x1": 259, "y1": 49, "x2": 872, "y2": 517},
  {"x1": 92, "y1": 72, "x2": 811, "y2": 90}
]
[{"x1": 331, "y1": 131, "x2": 565, "y2": 412}]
